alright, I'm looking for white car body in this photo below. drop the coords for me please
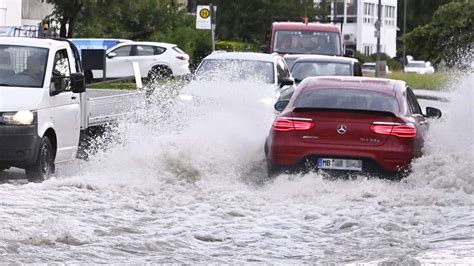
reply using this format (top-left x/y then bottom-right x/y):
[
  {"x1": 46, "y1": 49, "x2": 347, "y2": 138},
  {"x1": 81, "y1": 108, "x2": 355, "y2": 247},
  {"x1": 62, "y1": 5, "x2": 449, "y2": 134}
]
[
  {"x1": 404, "y1": 60, "x2": 435, "y2": 74},
  {"x1": 361, "y1": 62, "x2": 391, "y2": 75},
  {"x1": 92, "y1": 41, "x2": 190, "y2": 79},
  {"x1": 194, "y1": 51, "x2": 294, "y2": 92}
]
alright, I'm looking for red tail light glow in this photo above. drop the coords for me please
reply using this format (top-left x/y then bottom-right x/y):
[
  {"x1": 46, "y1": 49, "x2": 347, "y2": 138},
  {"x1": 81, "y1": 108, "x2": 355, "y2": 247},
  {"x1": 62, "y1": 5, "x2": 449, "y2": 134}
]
[
  {"x1": 176, "y1": 55, "x2": 189, "y2": 61},
  {"x1": 370, "y1": 122, "x2": 417, "y2": 138},
  {"x1": 273, "y1": 117, "x2": 314, "y2": 132}
]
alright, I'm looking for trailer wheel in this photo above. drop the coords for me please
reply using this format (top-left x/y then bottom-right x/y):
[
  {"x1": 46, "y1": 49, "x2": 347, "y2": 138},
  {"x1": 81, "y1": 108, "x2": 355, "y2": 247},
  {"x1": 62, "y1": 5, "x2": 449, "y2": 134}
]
[{"x1": 26, "y1": 136, "x2": 55, "y2": 182}]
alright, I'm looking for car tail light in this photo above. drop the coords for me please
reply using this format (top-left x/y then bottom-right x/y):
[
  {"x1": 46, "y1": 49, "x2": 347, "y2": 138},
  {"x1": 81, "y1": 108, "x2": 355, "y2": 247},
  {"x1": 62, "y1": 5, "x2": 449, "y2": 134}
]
[
  {"x1": 370, "y1": 122, "x2": 417, "y2": 138},
  {"x1": 273, "y1": 117, "x2": 314, "y2": 132},
  {"x1": 176, "y1": 54, "x2": 189, "y2": 61}
]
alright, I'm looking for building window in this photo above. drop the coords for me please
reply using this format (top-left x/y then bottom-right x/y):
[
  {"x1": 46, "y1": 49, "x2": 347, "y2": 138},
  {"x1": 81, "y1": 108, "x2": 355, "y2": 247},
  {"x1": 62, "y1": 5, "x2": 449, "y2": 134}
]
[
  {"x1": 346, "y1": 0, "x2": 357, "y2": 23},
  {"x1": 363, "y1": 44, "x2": 373, "y2": 56},
  {"x1": 384, "y1": 6, "x2": 395, "y2": 27},
  {"x1": 363, "y1": 3, "x2": 375, "y2": 24}
]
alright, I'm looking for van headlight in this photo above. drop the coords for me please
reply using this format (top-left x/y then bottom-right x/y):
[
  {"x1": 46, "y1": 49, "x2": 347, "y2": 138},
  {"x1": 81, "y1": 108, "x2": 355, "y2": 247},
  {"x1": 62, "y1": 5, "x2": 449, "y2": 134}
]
[{"x1": 1, "y1": 110, "x2": 36, "y2": 125}]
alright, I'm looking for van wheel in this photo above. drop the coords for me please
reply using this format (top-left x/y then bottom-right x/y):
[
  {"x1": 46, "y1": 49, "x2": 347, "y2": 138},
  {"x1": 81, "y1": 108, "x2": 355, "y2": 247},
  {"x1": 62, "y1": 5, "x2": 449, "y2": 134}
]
[
  {"x1": 26, "y1": 136, "x2": 55, "y2": 182},
  {"x1": 148, "y1": 65, "x2": 172, "y2": 81}
]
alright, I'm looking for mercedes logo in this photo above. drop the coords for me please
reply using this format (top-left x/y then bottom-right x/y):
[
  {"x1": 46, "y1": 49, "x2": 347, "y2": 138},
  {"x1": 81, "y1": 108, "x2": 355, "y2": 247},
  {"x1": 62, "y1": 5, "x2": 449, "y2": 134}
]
[{"x1": 337, "y1": 124, "x2": 348, "y2": 135}]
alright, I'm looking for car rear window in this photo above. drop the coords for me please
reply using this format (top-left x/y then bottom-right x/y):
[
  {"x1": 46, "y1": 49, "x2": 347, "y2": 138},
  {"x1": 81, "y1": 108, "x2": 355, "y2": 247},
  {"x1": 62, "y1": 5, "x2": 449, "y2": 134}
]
[
  {"x1": 291, "y1": 61, "x2": 351, "y2": 81},
  {"x1": 172, "y1": 46, "x2": 185, "y2": 54},
  {"x1": 294, "y1": 88, "x2": 399, "y2": 113}
]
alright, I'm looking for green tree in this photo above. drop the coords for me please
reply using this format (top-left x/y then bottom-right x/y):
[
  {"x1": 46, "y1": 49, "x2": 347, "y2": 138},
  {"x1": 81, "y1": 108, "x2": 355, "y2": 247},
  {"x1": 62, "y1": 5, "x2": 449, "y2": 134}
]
[
  {"x1": 405, "y1": 0, "x2": 473, "y2": 66},
  {"x1": 397, "y1": 0, "x2": 453, "y2": 33},
  {"x1": 195, "y1": 0, "x2": 326, "y2": 44},
  {"x1": 43, "y1": 0, "x2": 99, "y2": 37}
]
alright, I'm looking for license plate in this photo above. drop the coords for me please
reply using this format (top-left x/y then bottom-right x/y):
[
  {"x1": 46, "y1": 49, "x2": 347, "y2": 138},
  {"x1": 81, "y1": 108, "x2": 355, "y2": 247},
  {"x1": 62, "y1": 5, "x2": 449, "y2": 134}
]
[{"x1": 317, "y1": 158, "x2": 362, "y2": 171}]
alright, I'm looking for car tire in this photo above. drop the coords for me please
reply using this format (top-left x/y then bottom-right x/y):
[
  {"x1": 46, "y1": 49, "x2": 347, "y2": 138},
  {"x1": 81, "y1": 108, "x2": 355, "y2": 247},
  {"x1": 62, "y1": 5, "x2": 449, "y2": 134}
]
[
  {"x1": 0, "y1": 164, "x2": 9, "y2": 172},
  {"x1": 25, "y1": 136, "x2": 55, "y2": 182},
  {"x1": 266, "y1": 159, "x2": 280, "y2": 179},
  {"x1": 148, "y1": 65, "x2": 172, "y2": 81}
]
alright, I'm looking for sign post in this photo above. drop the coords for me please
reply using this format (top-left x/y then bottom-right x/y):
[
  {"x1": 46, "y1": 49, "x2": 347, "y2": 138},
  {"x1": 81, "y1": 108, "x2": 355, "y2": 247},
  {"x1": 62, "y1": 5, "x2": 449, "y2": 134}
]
[{"x1": 196, "y1": 4, "x2": 217, "y2": 51}]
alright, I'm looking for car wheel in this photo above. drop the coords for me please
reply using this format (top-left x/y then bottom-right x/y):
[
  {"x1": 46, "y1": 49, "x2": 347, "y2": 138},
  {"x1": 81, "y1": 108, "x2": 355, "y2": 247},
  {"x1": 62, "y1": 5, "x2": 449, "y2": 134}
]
[
  {"x1": 25, "y1": 136, "x2": 55, "y2": 182},
  {"x1": 266, "y1": 159, "x2": 280, "y2": 179},
  {"x1": 148, "y1": 65, "x2": 172, "y2": 81},
  {"x1": 0, "y1": 164, "x2": 9, "y2": 172}
]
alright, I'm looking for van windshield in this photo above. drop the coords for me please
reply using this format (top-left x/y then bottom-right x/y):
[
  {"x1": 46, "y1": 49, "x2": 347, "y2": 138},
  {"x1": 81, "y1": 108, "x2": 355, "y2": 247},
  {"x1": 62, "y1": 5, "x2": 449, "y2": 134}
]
[
  {"x1": 0, "y1": 45, "x2": 48, "y2": 88},
  {"x1": 273, "y1": 30, "x2": 341, "y2": 56}
]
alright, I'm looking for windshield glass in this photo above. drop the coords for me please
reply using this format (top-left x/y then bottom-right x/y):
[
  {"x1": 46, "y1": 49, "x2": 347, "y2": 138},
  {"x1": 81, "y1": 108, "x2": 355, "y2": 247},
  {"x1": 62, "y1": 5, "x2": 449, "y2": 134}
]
[
  {"x1": 291, "y1": 62, "x2": 351, "y2": 82},
  {"x1": 406, "y1": 62, "x2": 426, "y2": 68},
  {"x1": 362, "y1": 64, "x2": 375, "y2": 70},
  {"x1": 0, "y1": 45, "x2": 48, "y2": 88},
  {"x1": 294, "y1": 88, "x2": 399, "y2": 113},
  {"x1": 273, "y1": 30, "x2": 341, "y2": 56},
  {"x1": 195, "y1": 59, "x2": 274, "y2": 84}
]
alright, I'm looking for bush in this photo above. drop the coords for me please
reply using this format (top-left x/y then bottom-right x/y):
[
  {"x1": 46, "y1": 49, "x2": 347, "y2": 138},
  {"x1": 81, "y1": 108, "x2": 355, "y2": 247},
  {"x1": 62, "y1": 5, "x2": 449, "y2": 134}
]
[{"x1": 215, "y1": 41, "x2": 258, "y2": 52}]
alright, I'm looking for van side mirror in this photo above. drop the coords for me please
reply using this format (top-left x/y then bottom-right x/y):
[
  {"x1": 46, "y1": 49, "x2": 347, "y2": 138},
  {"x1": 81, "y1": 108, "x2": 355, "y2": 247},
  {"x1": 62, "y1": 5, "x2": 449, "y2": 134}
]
[
  {"x1": 274, "y1": 100, "x2": 290, "y2": 112},
  {"x1": 425, "y1": 107, "x2": 442, "y2": 118},
  {"x1": 71, "y1": 72, "x2": 86, "y2": 93}
]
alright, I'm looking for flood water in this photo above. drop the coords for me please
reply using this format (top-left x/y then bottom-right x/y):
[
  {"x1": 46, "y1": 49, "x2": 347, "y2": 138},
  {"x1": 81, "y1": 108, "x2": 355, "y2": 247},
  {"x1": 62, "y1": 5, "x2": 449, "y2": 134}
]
[{"x1": 1, "y1": 74, "x2": 472, "y2": 263}]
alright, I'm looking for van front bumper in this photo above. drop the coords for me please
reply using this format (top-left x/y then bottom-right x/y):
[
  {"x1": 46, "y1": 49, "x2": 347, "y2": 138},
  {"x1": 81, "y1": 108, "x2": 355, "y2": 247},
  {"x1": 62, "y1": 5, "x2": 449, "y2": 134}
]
[{"x1": 0, "y1": 125, "x2": 40, "y2": 167}]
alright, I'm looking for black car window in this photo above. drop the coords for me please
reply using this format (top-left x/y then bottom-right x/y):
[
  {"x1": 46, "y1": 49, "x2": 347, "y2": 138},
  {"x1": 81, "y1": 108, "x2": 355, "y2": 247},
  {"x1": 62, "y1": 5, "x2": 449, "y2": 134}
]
[
  {"x1": 112, "y1": 45, "x2": 132, "y2": 57},
  {"x1": 155, "y1": 46, "x2": 167, "y2": 55},
  {"x1": 276, "y1": 58, "x2": 290, "y2": 81},
  {"x1": 294, "y1": 88, "x2": 399, "y2": 113},
  {"x1": 292, "y1": 62, "x2": 351, "y2": 81},
  {"x1": 353, "y1": 62, "x2": 363, "y2": 76},
  {"x1": 135, "y1": 45, "x2": 155, "y2": 56},
  {"x1": 52, "y1": 49, "x2": 71, "y2": 91},
  {"x1": 406, "y1": 87, "x2": 422, "y2": 114}
]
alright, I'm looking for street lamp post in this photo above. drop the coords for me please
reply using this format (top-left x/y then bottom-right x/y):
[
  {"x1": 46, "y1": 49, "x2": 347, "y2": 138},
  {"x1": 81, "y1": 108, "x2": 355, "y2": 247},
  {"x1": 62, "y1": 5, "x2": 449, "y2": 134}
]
[
  {"x1": 375, "y1": 0, "x2": 382, "y2": 77},
  {"x1": 402, "y1": 0, "x2": 407, "y2": 71}
]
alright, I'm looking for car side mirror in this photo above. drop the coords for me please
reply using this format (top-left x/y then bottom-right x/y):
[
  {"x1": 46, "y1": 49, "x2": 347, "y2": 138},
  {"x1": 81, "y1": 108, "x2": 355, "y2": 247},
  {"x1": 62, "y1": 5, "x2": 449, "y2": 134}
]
[
  {"x1": 425, "y1": 107, "x2": 442, "y2": 118},
  {"x1": 344, "y1": 49, "x2": 354, "y2": 57},
  {"x1": 71, "y1": 72, "x2": 86, "y2": 93},
  {"x1": 274, "y1": 100, "x2": 290, "y2": 112},
  {"x1": 107, "y1": 52, "x2": 117, "y2": 59},
  {"x1": 279, "y1": 77, "x2": 294, "y2": 88}
]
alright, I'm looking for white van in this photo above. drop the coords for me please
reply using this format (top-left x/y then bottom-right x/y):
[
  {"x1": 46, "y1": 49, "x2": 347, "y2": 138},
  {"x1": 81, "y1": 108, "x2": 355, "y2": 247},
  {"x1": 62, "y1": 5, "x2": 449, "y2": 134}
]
[{"x1": 0, "y1": 37, "x2": 144, "y2": 182}]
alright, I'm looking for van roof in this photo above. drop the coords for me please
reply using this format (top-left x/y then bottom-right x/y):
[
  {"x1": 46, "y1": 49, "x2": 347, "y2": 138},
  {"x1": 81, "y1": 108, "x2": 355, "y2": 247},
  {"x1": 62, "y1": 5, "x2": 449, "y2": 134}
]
[
  {"x1": 272, "y1": 22, "x2": 341, "y2": 33},
  {"x1": 0, "y1": 37, "x2": 69, "y2": 49}
]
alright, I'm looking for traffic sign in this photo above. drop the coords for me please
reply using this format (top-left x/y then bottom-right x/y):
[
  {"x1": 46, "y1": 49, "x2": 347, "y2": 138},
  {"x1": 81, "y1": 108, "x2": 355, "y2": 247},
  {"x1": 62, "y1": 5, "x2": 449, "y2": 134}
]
[{"x1": 196, "y1": 5, "x2": 211, "y2": 30}]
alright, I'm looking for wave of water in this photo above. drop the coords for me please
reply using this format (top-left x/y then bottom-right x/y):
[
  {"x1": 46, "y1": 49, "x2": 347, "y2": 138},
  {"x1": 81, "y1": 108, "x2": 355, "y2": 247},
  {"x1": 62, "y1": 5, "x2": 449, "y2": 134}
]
[{"x1": 1, "y1": 74, "x2": 473, "y2": 263}]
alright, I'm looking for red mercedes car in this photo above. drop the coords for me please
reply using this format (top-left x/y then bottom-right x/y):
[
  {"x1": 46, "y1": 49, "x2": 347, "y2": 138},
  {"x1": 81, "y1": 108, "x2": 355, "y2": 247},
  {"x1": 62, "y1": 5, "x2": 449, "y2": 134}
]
[{"x1": 265, "y1": 77, "x2": 442, "y2": 177}]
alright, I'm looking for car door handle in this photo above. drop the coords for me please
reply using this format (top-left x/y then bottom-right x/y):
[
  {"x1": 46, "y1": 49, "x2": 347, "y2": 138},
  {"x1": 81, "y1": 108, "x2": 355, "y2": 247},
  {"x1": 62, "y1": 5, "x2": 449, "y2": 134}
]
[{"x1": 71, "y1": 96, "x2": 77, "y2": 100}]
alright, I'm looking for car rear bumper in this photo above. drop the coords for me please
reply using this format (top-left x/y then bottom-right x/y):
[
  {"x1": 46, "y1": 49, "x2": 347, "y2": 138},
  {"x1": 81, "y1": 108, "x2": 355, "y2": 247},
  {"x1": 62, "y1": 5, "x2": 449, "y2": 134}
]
[
  {"x1": 268, "y1": 142, "x2": 414, "y2": 173},
  {"x1": 0, "y1": 125, "x2": 40, "y2": 167}
]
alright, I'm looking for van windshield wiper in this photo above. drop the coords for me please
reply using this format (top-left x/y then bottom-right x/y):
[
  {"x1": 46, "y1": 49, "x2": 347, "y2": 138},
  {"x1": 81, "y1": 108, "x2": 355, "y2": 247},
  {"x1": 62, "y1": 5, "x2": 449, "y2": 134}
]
[{"x1": 0, "y1": 84, "x2": 12, "y2": 86}]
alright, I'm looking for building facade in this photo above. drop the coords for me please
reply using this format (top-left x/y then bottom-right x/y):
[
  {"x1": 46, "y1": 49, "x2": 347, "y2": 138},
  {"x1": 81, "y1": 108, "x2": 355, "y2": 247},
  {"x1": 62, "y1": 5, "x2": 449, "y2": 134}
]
[
  {"x1": 0, "y1": 0, "x2": 21, "y2": 27},
  {"x1": 315, "y1": 0, "x2": 398, "y2": 58},
  {"x1": 0, "y1": 0, "x2": 52, "y2": 27}
]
